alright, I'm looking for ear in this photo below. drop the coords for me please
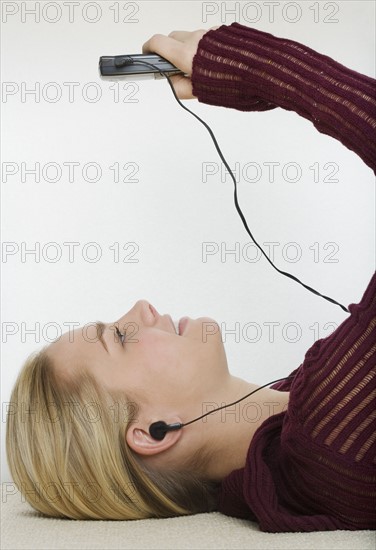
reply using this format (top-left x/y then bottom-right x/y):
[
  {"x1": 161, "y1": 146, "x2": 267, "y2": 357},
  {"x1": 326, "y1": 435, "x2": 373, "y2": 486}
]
[{"x1": 125, "y1": 420, "x2": 183, "y2": 456}]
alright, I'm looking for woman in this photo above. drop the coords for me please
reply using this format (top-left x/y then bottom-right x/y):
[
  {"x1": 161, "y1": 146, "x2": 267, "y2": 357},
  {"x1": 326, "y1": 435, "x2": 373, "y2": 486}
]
[{"x1": 6, "y1": 23, "x2": 375, "y2": 531}]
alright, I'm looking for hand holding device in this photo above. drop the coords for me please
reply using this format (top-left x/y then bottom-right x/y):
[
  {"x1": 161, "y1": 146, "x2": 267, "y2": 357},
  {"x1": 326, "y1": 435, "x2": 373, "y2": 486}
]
[
  {"x1": 99, "y1": 28, "x2": 220, "y2": 96},
  {"x1": 141, "y1": 28, "x2": 220, "y2": 99}
]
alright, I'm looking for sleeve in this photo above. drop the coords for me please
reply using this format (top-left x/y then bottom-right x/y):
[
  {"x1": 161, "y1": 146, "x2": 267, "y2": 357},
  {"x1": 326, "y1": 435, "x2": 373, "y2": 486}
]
[
  {"x1": 217, "y1": 270, "x2": 375, "y2": 531},
  {"x1": 270, "y1": 269, "x2": 376, "y2": 394},
  {"x1": 191, "y1": 22, "x2": 376, "y2": 174}
]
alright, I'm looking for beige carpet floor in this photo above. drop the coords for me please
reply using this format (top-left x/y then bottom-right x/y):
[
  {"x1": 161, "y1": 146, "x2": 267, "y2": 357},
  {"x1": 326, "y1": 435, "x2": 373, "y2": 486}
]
[{"x1": 1, "y1": 483, "x2": 375, "y2": 550}]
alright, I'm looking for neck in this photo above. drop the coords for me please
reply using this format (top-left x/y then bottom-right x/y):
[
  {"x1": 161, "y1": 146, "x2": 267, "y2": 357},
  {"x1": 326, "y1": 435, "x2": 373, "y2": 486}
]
[{"x1": 196, "y1": 375, "x2": 289, "y2": 481}]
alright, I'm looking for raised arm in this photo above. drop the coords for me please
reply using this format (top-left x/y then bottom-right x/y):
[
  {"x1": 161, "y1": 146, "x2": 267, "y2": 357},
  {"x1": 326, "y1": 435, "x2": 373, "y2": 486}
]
[{"x1": 143, "y1": 24, "x2": 376, "y2": 173}]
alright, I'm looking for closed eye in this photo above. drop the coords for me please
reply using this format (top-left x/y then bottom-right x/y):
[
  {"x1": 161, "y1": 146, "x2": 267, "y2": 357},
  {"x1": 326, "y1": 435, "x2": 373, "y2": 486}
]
[{"x1": 115, "y1": 326, "x2": 126, "y2": 346}]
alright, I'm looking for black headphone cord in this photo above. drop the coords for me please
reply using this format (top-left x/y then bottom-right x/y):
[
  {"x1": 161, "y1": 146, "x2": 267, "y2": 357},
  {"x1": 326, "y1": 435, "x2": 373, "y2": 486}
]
[
  {"x1": 182, "y1": 374, "x2": 295, "y2": 428},
  {"x1": 149, "y1": 374, "x2": 296, "y2": 440},
  {"x1": 127, "y1": 59, "x2": 349, "y2": 314}
]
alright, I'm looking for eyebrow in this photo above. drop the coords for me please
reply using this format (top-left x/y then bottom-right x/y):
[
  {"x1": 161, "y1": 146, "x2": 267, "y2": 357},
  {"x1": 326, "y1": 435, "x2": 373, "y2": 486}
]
[{"x1": 94, "y1": 321, "x2": 109, "y2": 354}]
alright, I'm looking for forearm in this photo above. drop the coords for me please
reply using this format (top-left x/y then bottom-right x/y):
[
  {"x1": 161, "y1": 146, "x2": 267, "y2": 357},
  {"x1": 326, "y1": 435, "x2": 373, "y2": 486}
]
[{"x1": 191, "y1": 23, "x2": 376, "y2": 173}]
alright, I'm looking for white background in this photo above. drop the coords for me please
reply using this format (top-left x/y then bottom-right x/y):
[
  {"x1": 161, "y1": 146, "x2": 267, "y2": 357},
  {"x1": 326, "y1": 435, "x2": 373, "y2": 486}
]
[{"x1": 1, "y1": 0, "x2": 375, "y2": 482}]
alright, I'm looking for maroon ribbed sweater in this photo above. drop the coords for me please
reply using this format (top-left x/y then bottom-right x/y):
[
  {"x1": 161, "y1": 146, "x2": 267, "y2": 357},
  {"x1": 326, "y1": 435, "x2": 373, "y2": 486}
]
[{"x1": 192, "y1": 23, "x2": 376, "y2": 532}]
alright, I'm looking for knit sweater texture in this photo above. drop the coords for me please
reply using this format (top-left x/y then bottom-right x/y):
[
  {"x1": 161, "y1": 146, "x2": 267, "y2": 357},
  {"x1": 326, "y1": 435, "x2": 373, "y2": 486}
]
[{"x1": 191, "y1": 23, "x2": 376, "y2": 532}]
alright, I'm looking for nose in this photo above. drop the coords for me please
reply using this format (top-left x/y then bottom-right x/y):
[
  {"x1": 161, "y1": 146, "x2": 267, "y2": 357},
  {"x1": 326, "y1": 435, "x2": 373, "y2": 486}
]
[
  {"x1": 116, "y1": 300, "x2": 160, "y2": 333},
  {"x1": 133, "y1": 299, "x2": 158, "y2": 326}
]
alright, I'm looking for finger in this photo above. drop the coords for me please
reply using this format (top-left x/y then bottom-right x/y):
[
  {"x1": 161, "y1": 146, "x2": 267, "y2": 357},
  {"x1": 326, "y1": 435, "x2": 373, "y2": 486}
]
[
  {"x1": 168, "y1": 74, "x2": 194, "y2": 100},
  {"x1": 142, "y1": 33, "x2": 166, "y2": 54},
  {"x1": 167, "y1": 30, "x2": 194, "y2": 42},
  {"x1": 142, "y1": 34, "x2": 189, "y2": 72}
]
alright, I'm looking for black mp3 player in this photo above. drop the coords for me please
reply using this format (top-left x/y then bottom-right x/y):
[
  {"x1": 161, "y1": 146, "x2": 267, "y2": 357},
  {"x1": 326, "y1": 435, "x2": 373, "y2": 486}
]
[{"x1": 99, "y1": 53, "x2": 184, "y2": 81}]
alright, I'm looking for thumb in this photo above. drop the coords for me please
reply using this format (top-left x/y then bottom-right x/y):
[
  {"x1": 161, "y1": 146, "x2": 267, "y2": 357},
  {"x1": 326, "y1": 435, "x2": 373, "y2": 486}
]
[
  {"x1": 167, "y1": 74, "x2": 195, "y2": 100},
  {"x1": 142, "y1": 34, "x2": 190, "y2": 74}
]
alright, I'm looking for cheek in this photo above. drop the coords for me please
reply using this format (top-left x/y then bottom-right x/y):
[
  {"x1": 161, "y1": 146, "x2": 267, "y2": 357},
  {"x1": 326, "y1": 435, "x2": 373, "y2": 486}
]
[
  {"x1": 122, "y1": 333, "x2": 228, "y2": 412},
  {"x1": 123, "y1": 335, "x2": 185, "y2": 406},
  {"x1": 128, "y1": 330, "x2": 227, "y2": 395},
  {"x1": 136, "y1": 333, "x2": 185, "y2": 375},
  {"x1": 125, "y1": 332, "x2": 181, "y2": 383}
]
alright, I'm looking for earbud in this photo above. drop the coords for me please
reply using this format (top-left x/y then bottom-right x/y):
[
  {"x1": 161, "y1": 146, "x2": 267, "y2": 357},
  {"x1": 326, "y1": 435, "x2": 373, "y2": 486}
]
[{"x1": 149, "y1": 421, "x2": 183, "y2": 441}]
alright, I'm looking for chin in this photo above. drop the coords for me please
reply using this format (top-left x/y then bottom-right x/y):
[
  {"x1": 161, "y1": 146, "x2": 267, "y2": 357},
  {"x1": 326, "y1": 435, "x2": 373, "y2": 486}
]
[{"x1": 196, "y1": 316, "x2": 222, "y2": 343}]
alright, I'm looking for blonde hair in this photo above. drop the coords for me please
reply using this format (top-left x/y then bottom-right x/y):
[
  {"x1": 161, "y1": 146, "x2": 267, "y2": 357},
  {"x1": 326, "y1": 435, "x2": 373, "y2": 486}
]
[{"x1": 6, "y1": 348, "x2": 219, "y2": 519}]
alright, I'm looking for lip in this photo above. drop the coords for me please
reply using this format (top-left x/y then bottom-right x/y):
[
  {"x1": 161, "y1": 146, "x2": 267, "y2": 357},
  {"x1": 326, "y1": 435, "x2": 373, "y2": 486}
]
[{"x1": 178, "y1": 317, "x2": 189, "y2": 335}]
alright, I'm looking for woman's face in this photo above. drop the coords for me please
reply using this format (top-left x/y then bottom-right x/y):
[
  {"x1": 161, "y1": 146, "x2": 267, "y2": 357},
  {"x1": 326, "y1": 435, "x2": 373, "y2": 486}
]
[{"x1": 47, "y1": 300, "x2": 229, "y2": 423}]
